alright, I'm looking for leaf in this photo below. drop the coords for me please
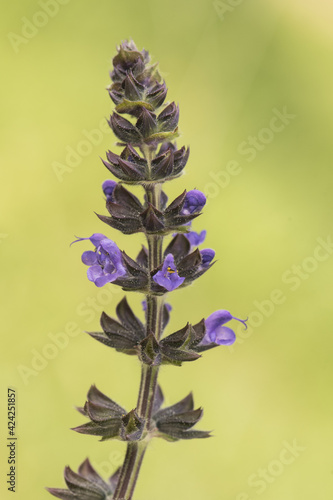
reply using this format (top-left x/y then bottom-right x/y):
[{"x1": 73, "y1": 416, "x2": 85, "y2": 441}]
[
  {"x1": 165, "y1": 190, "x2": 186, "y2": 214},
  {"x1": 85, "y1": 402, "x2": 124, "y2": 422},
  {"x1": 159, "y1": 428, "x2": 211, "y2": 440},
  {"x1": 87, "y1": 331, "x2": 138, "y2": 352},
  {"x1": 72, "y1": 420, "x2": 121, "y2": 439},
  {"x1": 136, "y1": 246, "x2": 148, "y2": 268},
  {"x1": 140, "y1": 204, "x2": 164, "y2": 232},
  {"x1": 160, "y1": 323, "x2": 190, "y2": 348},
  {"x1": 152, "y1": 385, "x2": 164, "y2": 415},
  {"x1": 189, "y1": 319, "x2": 206, "y2": 347},
  {"x1": 161, "y1": 345, "x2": 201, "y2": 363},
  {"x1": 106, "y1": 202, "x2": 135, "y2": 219},
  {"x1": 112, "y1": 185, "x2": 143, "y2": 213},
  {"x1": 157, "y1": 408, "x2": 203, "y2": 430},
  {"x1": 154, "y1": 393, "x2": 194, "y2": 421},
  {"x1": 122, "y1": 251, "x2": 148, "y2": 277},
  {"x1": 116, "y1": 297, "x2": 145, "y2": 335},
  {"x1": 164, "y1": 234, "x2": 190, "y2": 261},
  {"x1": 116, "y1": 99, "x2": 154, "y2": 114},
  {"x1": 78, "y1": 459, "x2": 110, "y2": 492},
  {"x1": 100, "y1": 312, "x2": 128, "y2": 335},
  {"x1": 86, "y1": 385, "x2": 125, "y2": 414},
  {"x1": 64, "y1": 467, "x2": 103, "y2": 498},
  {"x1": 46, "y1": 488, "x2": 77, "y2": 500}
]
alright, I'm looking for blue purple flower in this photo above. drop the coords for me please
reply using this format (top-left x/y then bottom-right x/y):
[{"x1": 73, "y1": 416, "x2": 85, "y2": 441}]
[
  {"x1": 102, "y1": 180, "x2": 117, "y2": 202},
  {"x1": 182, "y1": 190, "x2": 206, "y2": 215},
  {"x1": 200, "y1": 248, "x2": 215, "y2": 267},
  {"x1": 202, "y1": 310, "x2": 247, "y2": 346},
  {"x1": 185, "y1": 230, "x2": 207, "y2": 247},
  {"x1": 153, "y1": 254, "x2": 185, "y2": 291},
  {"x1": 72, "y1": 233, "x2": 126, "y2": 287}
]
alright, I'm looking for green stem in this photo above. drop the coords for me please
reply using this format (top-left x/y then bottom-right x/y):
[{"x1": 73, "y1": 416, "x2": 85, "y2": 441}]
[
  {"x1": 137, "y1": 364, "x2": 159, "y2": 424},
  {"x1": 112, "y1": 442, "x2": 147, "y2": 500},
  {"x1": 113, "y1": 148, "x2": 164, "y2": 500}
]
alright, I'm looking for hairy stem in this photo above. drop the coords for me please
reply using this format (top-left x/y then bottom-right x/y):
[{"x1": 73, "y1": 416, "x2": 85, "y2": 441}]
[
  {"x1": 113, "y1": 149, "x2": 164, "y2": 500},
  {"x1": 112, "y1": 442, "x2": 147, "y2": 500}
]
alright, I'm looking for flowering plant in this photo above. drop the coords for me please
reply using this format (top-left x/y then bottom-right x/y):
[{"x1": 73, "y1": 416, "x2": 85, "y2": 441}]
[{"x1": 48, "y1": 40, "x2": 246, "y2": 500}]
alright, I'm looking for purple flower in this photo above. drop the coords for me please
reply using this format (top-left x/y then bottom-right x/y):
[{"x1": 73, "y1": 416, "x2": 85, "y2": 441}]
[
  {"x1": 185, "y1": 230, "x2": 207, "y2": 247},
  {"x1": 153, "y1": 254, "x2": 185, "y2": 291},
  {"x1": 72, "y1": 233, "x2": 126, "y2": 287},
  {"x1": 202, "y1": 310, "x2": 248, "y2": 346},
  {"x1": 102, "y1": 180, "x2": 117, "y2": 202},
  {"x1": 200, "y1": 248, "x2": 215, "y2": 266},
  {"x1": 182, "y1": 190, "x2": 206, "y2": 215}
]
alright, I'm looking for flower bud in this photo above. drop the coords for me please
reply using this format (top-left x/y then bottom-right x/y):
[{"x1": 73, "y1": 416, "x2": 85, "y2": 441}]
[
  {"x1": 182, "y1": 190, "x2": 206, "y2": 215},
  {"x1": 102, "y1": 180, "x2": 117, "y2": 202},
  {"x1": 109, "y1": 113, "x2": 142, "y2": 143},
  {"x1": 158, "y1": 102, "x2": 179, "y2": 132}
]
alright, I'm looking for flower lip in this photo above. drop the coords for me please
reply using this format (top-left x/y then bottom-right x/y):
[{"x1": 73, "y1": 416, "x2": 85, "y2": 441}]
[
  {"x1": 153, "y1": 253, "x2": 185, "y2": 292},
  {"x1": 185, "y1": 230, "x2": 207, "y2": 247},
  {"x1": 200, "y1": 248, "x2": 215, "y2": 266},
  {"x1": 202, "y1": 310, "x2": 248, "y2": 346},
  {"x1": 81, "y1": 250, "x2": 98, "y2": 266}
]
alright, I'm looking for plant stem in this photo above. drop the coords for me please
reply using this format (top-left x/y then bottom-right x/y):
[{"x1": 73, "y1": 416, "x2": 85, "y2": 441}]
[
  {"x1": 112, "y1": 442, "x2": 147, "y2": 500},
  {"x1": 113, "y1": 150, "x2": 164, "y2": 500}
]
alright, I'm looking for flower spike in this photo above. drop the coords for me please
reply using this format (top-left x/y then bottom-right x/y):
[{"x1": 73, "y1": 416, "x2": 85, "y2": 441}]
[{"x1": 51, "y1": 39, "x2": 247, "y2": 500}]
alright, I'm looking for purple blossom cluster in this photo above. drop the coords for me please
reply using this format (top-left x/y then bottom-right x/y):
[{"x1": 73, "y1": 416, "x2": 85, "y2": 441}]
[{"x1": 72, "y1": 233, "x2": 126, "y2": 287}]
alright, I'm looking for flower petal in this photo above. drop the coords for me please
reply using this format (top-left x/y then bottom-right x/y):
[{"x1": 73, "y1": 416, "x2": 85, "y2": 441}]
[
  {"x1": 182, "y1": 190, "x2": 206, "y2": 215},
  {"x1": 102, "y1": 180, "x2": 117, "y2": 202},
  {"x1": 204, "y1": 309, "x2": 247, "y2": 345},
  {"x1": 161, "y1": 253, "x2": 176, "y2": 273},
  {"x1": 81, "y1": 251, "x2": 98, "y2": 266},
  {"x1": 153, "y1": 272, "x2": 184, "y2": 291},
  {"x1": 214, "y1": 326, "x2": 236, "y2": 346},
  {"x1": 94, "y1": 275, "x2": 113, "y2": 287},
  {"x1": 87, "y1": 265, "x2": 104, "y2": 282},
  {"x1": 153, "y1": 253, "x2": 185, "y2": 291},
  {"x1": 200, "y1": 248, "x2": 215, "y2": 266},
  {"x1": 100, "y1": 238, "x2": 122, "y2": 258},
  {"x1": 185, "y1": 230, "x2": 206, "y2": 247},
  {"x1": 205, "y1": 310, "x2": 233, "y2": 333}
]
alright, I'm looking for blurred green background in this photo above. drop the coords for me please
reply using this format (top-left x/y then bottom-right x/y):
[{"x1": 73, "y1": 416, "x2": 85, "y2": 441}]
[{"x1": 1, "y1": 0, "x2": 333, "y2": 499}]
